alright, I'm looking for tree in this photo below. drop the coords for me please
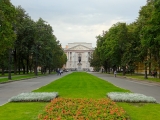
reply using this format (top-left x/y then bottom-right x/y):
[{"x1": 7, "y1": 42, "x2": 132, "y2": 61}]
[
  {"x1": 138, "y1": 0, "x2": 157, "y2": 78},
  {"x1": 14, "y1": 6, "x2": 33, "y2": 74},
  {"x1": 149, "y1": 0, "x2": 160, "y2": 78},
  {"x1": 0, "y1": 3, "x2": 68, "y2": 76},
  {"x1": 90, "y1": 48, "x2": 101, "y2": 71},
  {"x1": 102, "y1": 23, "x2": 128, "y2": 75},
  {"x1": 0, "y1": 0, "x2": 16, "y2": 54},
  {"x1": 123, "y1": 22, "x2": 141, "y2": 75}
]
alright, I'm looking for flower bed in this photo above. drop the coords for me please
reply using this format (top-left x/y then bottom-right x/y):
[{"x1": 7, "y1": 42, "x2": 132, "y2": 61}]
[
  {"x1": 8, "y1": 92, "x2": 58, "y2": 102},
  {"x1": 107, "y1": 92, "x2": 157, "y2": 103},
  {"x1": 38, "y1": 98, "x2": 130, "y2": 120}
]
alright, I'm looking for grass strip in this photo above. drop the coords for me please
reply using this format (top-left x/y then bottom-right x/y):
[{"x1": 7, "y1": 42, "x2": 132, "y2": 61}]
[
  {"x1": 117, "y1": 102, "x2": 160, "y2": 120},
  {"x1": 33, "y1": 72, "x2": 129, "y2": 98},
  {"x1": 0, "y1": 73, "x2": 54, "y2": 83},
  {"x1": 117, "y1": 73, "x2": 160, "y2": 82},
  {"x1": 0, "y1": 102, "x2": 48, "y2": 120}
]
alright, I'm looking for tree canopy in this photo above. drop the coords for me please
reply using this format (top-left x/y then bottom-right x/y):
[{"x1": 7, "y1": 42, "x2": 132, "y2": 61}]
[
  {"x1": 0, "y1": 2, "x2": 67, "y2": 76},
  {"x1": 0, "y1": 0, "x2": 16, "y2": 54},
  {"x1": 91, "y1": 0, "x2": 160, "y2": 78}
]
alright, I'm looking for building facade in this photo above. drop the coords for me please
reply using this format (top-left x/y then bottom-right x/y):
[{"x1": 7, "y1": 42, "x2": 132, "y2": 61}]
[{"x1": 64, "y1": 42, "x2": 94, "y2": 71}]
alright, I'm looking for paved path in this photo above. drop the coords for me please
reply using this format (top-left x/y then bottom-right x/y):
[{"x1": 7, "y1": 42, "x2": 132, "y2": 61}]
[
  {"x1": 89, "y1": 72, "x2": 160, "y2": 103},
  {"x1": 0, "y1": 72, "x2": 70, "y2": 106}
]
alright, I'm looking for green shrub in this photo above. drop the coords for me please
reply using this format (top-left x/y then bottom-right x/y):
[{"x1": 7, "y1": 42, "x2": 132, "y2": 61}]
[
  {"x1": 107, "y1": 92, "x2": 157, "y2": 103},
  {"x1": 8, "y1": 92, "x2": 58, "y2": 102}
]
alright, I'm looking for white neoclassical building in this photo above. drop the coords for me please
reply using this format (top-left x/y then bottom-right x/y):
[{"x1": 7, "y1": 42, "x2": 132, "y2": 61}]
[{"x1": 64, "y1": 42, "x2": 94, "y2": 71}]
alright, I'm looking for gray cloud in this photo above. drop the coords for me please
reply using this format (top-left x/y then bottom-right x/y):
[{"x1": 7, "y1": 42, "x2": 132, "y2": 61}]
[{"x1": 11, "y1": 0, "x2": 147, "y2": 47}]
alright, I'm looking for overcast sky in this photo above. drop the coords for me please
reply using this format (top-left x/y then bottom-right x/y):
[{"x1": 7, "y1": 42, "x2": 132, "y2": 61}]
[{"x1": 10, "y1": 0, "x2": 147, "y2": 48}]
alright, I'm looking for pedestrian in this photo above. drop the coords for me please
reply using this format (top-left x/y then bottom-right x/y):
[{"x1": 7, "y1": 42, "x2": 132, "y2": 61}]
[
  {"x1": 114, "y1": 70, "x2": 117, "y2": 77},
  {"x1": 102, "y1": 68, "x2": 104, "y2": 73},
  {"x1": 59, "y1": 69, "x2": 61, "y2": 75},
  {"x1": 57, "y1": 68, "x2": 59, "y2": 75}
]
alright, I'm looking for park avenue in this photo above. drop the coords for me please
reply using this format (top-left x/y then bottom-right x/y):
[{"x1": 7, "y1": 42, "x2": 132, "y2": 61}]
[{"x1": 0, "y1": 72, "x2": 160, "y2": 106}]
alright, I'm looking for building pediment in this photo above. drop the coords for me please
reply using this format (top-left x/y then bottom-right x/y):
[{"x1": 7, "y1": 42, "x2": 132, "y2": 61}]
[{"x1": 68, "y1": 45, "x2": 91, "y2": 50}]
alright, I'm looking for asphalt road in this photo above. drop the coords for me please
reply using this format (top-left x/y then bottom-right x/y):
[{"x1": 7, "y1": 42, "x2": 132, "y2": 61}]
[
  {"x1": 0, "y1": 72, "x2": 70, "y2": 106},
  {"x1": 89, "y1": 72, "x2": 160, "y2": 103}
]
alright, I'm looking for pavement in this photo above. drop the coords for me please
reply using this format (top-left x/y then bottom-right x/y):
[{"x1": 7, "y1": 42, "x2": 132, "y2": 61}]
[
  {"x1": 89, "y1": 72, "x2": 160, "y2": 103},
  {"x1": 0, "y1": 72, "x2": 71, "y2": 106}
]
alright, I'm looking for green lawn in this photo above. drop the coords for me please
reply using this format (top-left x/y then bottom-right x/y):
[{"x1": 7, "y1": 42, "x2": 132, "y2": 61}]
[
  {"x1": 117, "y1": 72, "x2": 160, "y2": 82},
  {"x1": 0, "y1": 102, "x2": 48, "y2": 120},
  {"x1": 0, "y1": 72, "x2": 160, "y2": 120},
  {"x1": 0, "y1": 72, "x2": 52, "y2": 83},
  {"x1": 33, "y1": 72, "x2": 129, "y2": 98},
  {"x1": 117, "y1": 102, "x2": 160, "y2": 120}
]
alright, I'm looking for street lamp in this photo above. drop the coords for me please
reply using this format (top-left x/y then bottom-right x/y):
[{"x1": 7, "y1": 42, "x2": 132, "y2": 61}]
[
  {"x1": 35, "y1": 44, "x2": 41, "y2": 76},
  {"x1": 144, "y1": 61, "x2": 148, "y2": 79},
  {"x1": 8, "y1": 49, "x2": 13, "y2": 80},
  {"x1": 35, "y1": 47, "x2": 38, "y2": 76}
]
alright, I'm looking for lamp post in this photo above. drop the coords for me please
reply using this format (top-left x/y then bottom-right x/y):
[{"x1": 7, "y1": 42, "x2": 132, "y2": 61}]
[
  {"x1": 35, "y1": 44, "x2": 41, "y2": 76},
  {"x1": 35, "y1": 46, "x2": 38, "y2": 76},
  {"x1": 8, "y1": 49, "x2": 12, "y2": 80},
  {"x1": 35, "y1": 45, "x2": 38, "y2": 76},
  {"x1": 144, "y1": 61, "x2": 148, "y2": 79}
]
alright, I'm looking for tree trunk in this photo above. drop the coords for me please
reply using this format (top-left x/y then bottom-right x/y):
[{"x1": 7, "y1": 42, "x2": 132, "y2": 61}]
[
  {"x1": 41, "y1": 67, "x2": 43, "y2": 74},
  {"x1": 1, "y1": 66, "x2": 5, "y2": 75},
  {"x1": 123, "y1": 66, "x2": 126, "y2": 76},
  {"x1": 158, "y1": 63, "x2": 160, "y2": 79},
  {"x1": 49, "y1": 67, "x2": 51, "y2": 74},
  {"x1": 26, "y1": 58, "x2": 29, "y2": 74},
  {"x1": 149, "y1": 53, "x2": 151, "y2": 75},
  {"x1": 34, "y1": 65, "x2": 37, "y2": 75},
  {"x1": 18, "y1": 56, "x2": 20, "y2": 74},
  {"x1": 21, "y1": 59, "x2": 25, "y2": 74}
]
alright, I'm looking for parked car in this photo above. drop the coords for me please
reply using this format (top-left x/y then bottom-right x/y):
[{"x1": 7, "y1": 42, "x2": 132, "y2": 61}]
[{"x1": 64, "y1": 69, "x2": 69, "y2": 72}]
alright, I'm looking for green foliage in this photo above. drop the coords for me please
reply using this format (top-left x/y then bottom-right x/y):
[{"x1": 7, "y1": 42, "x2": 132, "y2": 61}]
[
  {"x1": 93, "y1": 0, "x2": 160, "y2": 77},
  {"x1": 95, "y1": 22, "x2": 139, "y2": 74},
  {"x1": 90, "y1": 48, "x2": 101, "y2": 68},
  {"x1": 0, "y1": 0, "x2": 16, "y2": 54},
  {"x1": 0, "y1": 4, "x2": 66, "y2": 76},
  {"x1": 137, "y1": 0, "x2": 160, "y2": 77}
]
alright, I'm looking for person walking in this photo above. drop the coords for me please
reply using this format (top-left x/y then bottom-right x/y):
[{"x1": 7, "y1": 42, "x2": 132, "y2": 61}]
[
  {"x1": 59, "y1": 69, "x2": 61, "y2": 75},
  {"x1": 57, "y1": 68, "x2": 60, "y2": 75},
  {"x1": 114, "y1": 70, "x2": 117, "y2": 77}
]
